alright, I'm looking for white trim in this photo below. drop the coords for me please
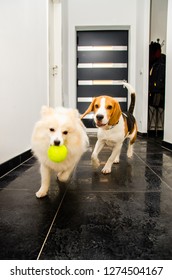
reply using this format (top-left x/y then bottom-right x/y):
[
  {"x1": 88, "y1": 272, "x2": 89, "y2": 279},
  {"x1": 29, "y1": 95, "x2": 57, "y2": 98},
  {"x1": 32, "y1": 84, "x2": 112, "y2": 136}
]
[
  {"x1": 82, "y1": 113, "x2": 94, "y2": 119},
  {"x1": 78, "y1": 63, "x2": 127, "y2": 68},
  {"x1": 78, "y1": 46, "x2": 127, "y2": 51},
  {"x1": 86, "y1": 128, "x2": 98, "y2": 133},
  {"x1": 78, "y1": 80, "x2": 126, "y2": 85},
  {"x1": 48, "y1": 0, "x2": 62, "y2": 107},
  {"x1": 78, "y1": 97, "x2": 127, "y2": 103},
  {"x1": 76, "y1": 26, "x2": 130, "y2": 31},
  {"x1": 78, "y1": 97, "x2": 93, "y2": 102}
]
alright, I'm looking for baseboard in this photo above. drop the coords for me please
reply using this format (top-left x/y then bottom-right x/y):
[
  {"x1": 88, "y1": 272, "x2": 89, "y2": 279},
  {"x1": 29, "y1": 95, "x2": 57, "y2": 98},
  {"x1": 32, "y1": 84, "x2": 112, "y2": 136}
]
[
  {"x1": 86, "y1": 128, "x2": 98, "y2": 133},
  {"x1": 0, "y1": 150, "x2": 33, "y2": 178},
  {"x1": 137, "y1": 131, "x2": 148, "y2": 137},
  {"x1": 162, "y1": 141, "x2": 172, "y2": 152}
]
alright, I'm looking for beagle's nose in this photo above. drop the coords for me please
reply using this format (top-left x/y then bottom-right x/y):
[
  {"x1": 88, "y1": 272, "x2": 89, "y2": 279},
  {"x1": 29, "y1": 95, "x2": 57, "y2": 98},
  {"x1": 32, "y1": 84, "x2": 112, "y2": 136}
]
[{"x1": 96, "y1": 114, "x2": 104, "y2": 121}]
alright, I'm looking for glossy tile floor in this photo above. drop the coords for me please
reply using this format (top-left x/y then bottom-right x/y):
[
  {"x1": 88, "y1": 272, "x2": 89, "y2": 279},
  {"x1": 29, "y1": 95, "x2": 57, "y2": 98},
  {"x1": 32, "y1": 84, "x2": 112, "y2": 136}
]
[{"x1": 1, "y1": 135, "x2": 172, "y2": 260}]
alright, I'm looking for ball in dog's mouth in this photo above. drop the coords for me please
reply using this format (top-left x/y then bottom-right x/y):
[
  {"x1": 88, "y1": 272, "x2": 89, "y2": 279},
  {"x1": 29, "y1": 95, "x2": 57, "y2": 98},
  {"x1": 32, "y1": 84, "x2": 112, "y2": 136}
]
[{"x1": 47, "y1": 145, "x2": 68, "y2": 162}]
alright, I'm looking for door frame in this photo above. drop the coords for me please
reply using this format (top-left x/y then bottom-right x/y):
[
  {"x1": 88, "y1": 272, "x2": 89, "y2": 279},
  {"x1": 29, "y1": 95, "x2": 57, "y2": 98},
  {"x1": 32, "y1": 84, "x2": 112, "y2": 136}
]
[
  {"x1": 48, "y1": 0, "x2": 62, "y2": 107},
  {"x1": 76, "y1": 26, "x2": 130, "y2": 132}
]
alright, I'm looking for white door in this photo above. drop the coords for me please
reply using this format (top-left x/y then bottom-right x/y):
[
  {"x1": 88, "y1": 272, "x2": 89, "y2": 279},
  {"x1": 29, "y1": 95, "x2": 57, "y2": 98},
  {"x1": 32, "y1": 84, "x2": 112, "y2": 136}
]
[{"x1": 49, "y1": 0, "x2": 62, "y2": 107}]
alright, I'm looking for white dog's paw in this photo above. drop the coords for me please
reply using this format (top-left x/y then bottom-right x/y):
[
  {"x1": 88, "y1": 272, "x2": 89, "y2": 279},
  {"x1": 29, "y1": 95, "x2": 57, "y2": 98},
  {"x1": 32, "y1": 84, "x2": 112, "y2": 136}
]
[
  {"x1": 113, "y1": 157, "x2": 120, "y2": 164},
  {"x1": 101, "y1": 165, "x2": 112, "y2": 174},
  {"x1": 36, "y1": 190, "x2": 47, "y2": 198},
  {"x1": 91, "y1": 156, "x2": 100, "y2": 168},
  {"x1": 58, "y1": 171, "x2": 70, "y2": 182}
]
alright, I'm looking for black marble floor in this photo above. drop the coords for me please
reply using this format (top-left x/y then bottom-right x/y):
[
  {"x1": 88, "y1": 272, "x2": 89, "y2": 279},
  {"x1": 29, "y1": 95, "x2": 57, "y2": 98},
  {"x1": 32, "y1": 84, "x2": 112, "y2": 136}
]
[{"x1": 1, "y1": 135, "x2": 172, "y2": 260}]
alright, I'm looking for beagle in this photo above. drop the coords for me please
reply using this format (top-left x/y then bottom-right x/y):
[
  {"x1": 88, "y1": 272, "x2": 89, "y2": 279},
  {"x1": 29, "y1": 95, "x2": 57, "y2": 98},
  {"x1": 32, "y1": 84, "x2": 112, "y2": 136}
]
[{"x1": 81, "y1": 82, "x2": 137, "y2": 174}]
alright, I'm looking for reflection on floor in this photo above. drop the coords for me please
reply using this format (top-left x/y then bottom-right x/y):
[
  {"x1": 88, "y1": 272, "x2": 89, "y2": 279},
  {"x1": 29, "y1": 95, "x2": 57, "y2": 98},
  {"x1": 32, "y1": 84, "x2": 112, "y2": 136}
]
[{"x1": 1, "y1": 135, "x2": 172, "y2": 260}]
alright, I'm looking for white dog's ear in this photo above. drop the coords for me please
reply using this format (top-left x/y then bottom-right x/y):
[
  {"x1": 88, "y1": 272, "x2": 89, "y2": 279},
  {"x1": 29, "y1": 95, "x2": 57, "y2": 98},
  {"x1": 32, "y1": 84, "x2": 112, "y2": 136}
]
[
  {"x1": 72, "y1": 109, "x2": 80, "y2": 118},
  {"x1": 68, "y1": 108, "x2": 80, "y2": 119},
  {"x1": 40, "y1": 106, "x2": 54, "y2": 118}
]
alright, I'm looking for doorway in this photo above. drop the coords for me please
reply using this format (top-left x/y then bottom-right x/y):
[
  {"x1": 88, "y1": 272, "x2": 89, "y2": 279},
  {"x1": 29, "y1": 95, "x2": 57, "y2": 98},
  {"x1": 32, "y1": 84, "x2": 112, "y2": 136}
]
[
  {"x1": 76, "y1": 30, "x2": 129, "y2": 128},
  {"x1": 148, "y1": 0, "x2": 168, "y2": 138}
]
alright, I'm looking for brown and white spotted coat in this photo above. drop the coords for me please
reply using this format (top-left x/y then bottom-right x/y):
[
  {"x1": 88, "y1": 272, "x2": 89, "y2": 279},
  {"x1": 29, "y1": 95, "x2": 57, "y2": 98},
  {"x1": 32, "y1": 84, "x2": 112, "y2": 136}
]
[{"x1": 81, "y1": 82, "x2": 137, "y2": 174}]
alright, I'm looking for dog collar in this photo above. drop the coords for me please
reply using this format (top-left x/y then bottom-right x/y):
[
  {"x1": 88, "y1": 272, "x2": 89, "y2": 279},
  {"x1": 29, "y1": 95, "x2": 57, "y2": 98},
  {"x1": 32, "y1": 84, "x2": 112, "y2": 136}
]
[
  {"x1": 106, "y1": 125, "x2": 115, "y2": 130},
  {"x1": 106, "y1": 121, "x2": 119, "y2": 130},
  {"x1": 106, "y1": 114, "x2": 127, "y2": 129}
]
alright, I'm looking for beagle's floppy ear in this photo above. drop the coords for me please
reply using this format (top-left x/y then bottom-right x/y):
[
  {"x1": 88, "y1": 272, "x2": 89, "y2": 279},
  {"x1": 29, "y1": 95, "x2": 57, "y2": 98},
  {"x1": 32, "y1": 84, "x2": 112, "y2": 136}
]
[
  {"x1": 108, "y1": 100, "x2": 122, "y2": 126},
  {"x1": 80, "y1": 98, "x2": 96, "y2": 119}
]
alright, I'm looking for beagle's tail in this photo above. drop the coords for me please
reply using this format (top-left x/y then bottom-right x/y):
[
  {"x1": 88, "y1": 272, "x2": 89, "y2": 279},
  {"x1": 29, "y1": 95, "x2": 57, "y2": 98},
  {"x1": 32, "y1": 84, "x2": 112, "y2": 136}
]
[{"x1": 123, "y1": 82, "x2": 136, "y2": 115}]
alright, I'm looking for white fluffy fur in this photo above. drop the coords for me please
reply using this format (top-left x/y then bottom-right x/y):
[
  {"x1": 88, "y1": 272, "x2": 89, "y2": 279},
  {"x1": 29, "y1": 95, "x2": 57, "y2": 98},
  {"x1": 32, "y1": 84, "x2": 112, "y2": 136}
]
[{"x1": 31, "y1": 106, "x2": 89, "y2": 198}]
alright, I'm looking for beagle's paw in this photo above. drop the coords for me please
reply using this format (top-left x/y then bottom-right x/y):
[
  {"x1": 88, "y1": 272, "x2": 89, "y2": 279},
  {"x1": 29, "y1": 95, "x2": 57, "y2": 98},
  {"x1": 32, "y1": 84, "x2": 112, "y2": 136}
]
[
  {"x1": 101, "y1": 165, "x2": 112, "y2": 174},
  {"x1": 127, "y1": 145, "x2": 133, "y2": 158}
]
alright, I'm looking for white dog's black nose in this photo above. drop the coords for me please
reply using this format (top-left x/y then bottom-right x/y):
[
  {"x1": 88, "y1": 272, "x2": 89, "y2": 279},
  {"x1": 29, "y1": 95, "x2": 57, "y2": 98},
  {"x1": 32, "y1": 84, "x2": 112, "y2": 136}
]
[
  {"x1": 96, "y1": 114, "x2": 104, "y2": 121},
  {"x1": 54, "y1": 140, "x2": 61, "y2": 146}
]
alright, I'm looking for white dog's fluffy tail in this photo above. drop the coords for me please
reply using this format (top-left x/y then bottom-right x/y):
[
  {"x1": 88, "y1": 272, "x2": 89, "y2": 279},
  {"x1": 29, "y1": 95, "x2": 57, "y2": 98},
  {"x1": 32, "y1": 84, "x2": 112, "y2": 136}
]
[{"x1": 123, "y1": 82, "x2": 136, "y2": 115}]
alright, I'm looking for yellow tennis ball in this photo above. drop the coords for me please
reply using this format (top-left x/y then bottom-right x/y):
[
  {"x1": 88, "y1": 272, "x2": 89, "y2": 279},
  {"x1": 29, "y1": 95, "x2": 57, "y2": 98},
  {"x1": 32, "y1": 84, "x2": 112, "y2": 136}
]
[{"x1": 47, "y1": 145, "x2": 68, "y2": 162}]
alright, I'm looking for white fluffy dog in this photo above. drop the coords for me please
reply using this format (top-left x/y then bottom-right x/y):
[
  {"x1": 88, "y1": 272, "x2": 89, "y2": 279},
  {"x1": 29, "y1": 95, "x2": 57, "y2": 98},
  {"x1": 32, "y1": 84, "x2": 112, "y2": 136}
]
[{"x1": 31, "y1": 106, "x2": 89, "y2": 198}]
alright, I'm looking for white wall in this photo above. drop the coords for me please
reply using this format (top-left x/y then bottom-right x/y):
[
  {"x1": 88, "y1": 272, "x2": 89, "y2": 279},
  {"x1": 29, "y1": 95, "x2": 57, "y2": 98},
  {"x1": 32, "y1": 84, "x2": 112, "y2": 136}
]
[
  {"x1": 164, "y1": 0, "x2": 172, "y2": 144},
  {"x1": 0, "y1": 0, "x2": 49, "y2": 164},
  {"x1": 151, "y1": 0, "x2": 168, "y2": 54},
  {"x1": 62, "y1": 0, "x2": 150, "y2": 133},
  {"x1": 62, "y1": 0, "x2": 69, "y2": 106},
  {"x1": 135, "y1": 0, "x2": 150, "y2": 133}
]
